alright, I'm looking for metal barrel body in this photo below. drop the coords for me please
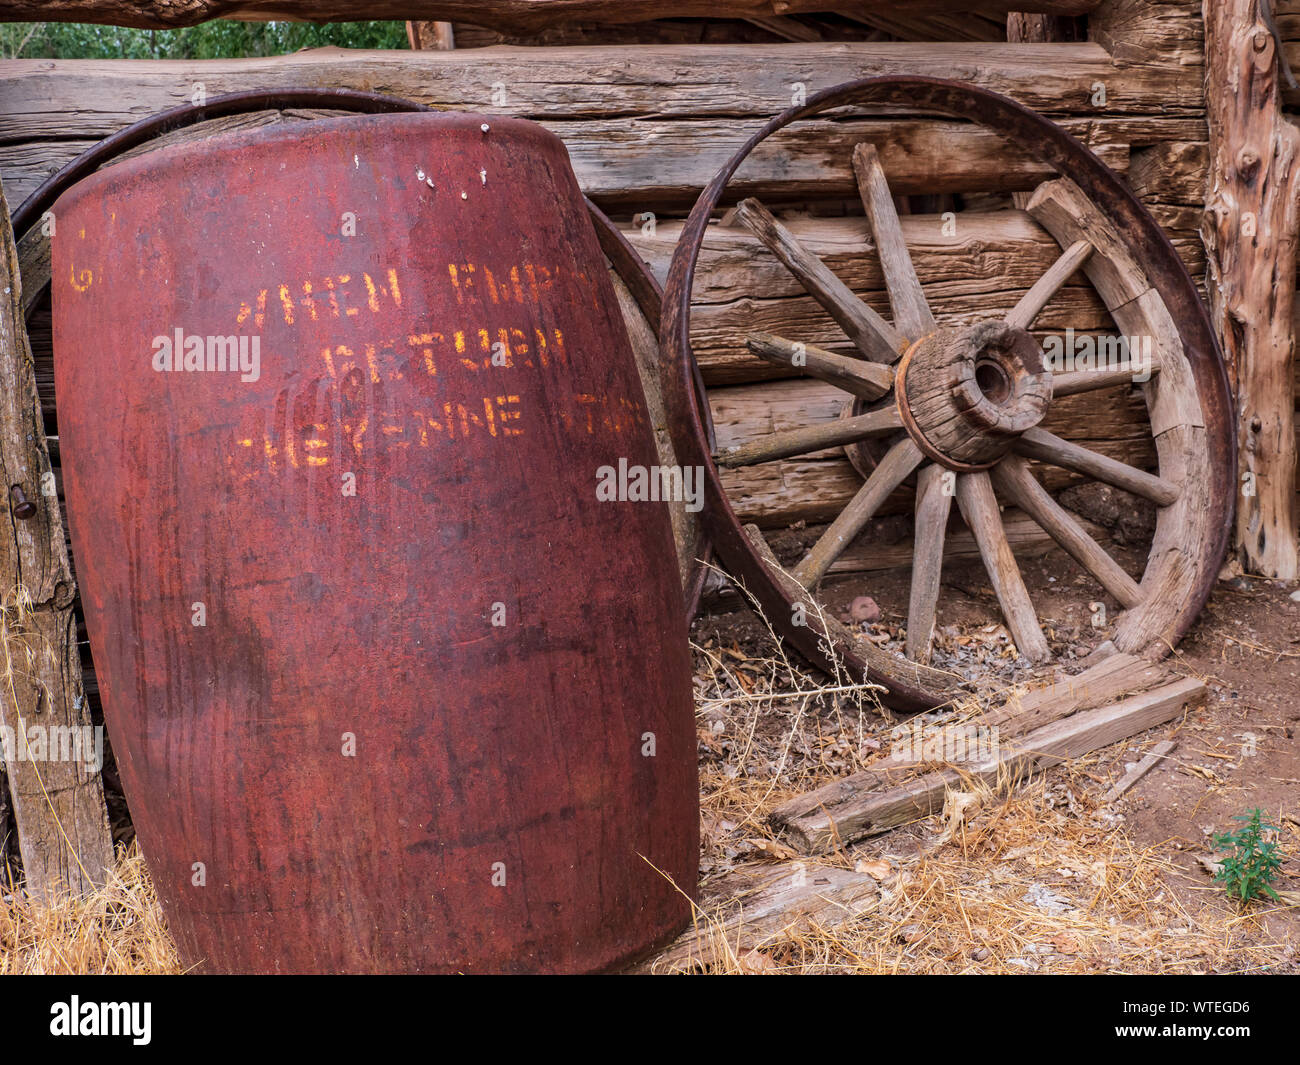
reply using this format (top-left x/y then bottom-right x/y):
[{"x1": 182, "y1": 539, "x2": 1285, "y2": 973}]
[{"x1": 51, "y1": 113, "x2": 697, "y2": 973}]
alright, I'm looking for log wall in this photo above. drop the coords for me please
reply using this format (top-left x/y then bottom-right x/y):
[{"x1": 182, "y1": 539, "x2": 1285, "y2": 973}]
[
  {"x1": 0, "y1": 0, "x2": 1216, "y2": 666},
  {"x1": 0, "y1": 8, "x2": 1213, "y2": 534},
  {"x1": 0, "y1": 0, "x2": 1262, "y2": 867}
]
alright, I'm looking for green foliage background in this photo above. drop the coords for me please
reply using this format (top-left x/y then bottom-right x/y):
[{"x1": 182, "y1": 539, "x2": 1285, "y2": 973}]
[{"x1": 0, "y1": 20, "x2": 408, "y2": 59}]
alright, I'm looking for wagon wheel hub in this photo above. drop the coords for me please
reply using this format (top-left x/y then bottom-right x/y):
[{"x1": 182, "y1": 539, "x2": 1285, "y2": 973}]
[{"x1": 895, "y1": 321, "x2": 1053, "y2": 472}]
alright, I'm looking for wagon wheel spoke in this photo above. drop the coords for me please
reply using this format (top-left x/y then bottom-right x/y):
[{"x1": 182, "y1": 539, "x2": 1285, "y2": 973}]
[
  {"x1": 1014, "y1": 426, "x2": 1180, "y2": 506},
  {"x1": 792, "y1": 436, "x2": 924, "y2": 587},
  {"x1": 1051, "y1": 358, "x2": 1162, "y2": 398},
  {"x1": 745, "y1": 331, "x2": 893, "y2": 400},
  {"x1": 990, "y1": 455, "x2": 1145, "y2": 609},
  {"x1": 717, "y1": 406, "x2": 903, "y2": 468},
  {"x1": 1005, "y1": 239, "x2": 1093, "y2": 331},
  {"x1": 906, "y1": 463, "x2": 952, "y2": 663},
  {"x1": 734, "y1": 196, "x2": 904, "y2": 364},
  {"x1": 852, "y1": 143, "x2": 936, "y2": 341},
  {"x1": 954, "y1": 470, "x2": 1051, "y2": 663}
]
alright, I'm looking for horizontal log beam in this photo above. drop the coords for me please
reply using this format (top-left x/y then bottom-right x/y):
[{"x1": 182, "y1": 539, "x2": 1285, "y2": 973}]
[
  {"x1": 633, "y1": 210, "x2": 1204, "y2": 306},
  {"x1": 1, "y1": 109, "x2": 1206, "y2": 214},
  {"x1": 624, "y1": 214, "x2": 1204, "y2": 385},
  {"x1": 0, "y1": 43, "x2": 1200, "y2": 145},
  {"x1": 1, "y1": 2, "x2": 1103, "y2": 33},
  {"x1": 710, "y1": 377, "x2": 1158, "y2": 527},
  {"x1": 0, "y1": 114, "x2": 1135, "y2": 213}
]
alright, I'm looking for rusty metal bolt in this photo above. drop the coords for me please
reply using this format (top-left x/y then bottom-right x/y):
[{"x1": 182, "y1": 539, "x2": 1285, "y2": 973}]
[{"x1": 9, "y1": 484, "x2": 37, "y2": 520}]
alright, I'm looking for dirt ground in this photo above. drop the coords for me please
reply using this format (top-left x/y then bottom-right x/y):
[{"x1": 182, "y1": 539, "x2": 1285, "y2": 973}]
[
  {"x1": 1124, "y1": 573, "x2": 1300, "y2": 947},
  {"x1": 687, "y1": 533, "x2": 1300, "y2": 973}
]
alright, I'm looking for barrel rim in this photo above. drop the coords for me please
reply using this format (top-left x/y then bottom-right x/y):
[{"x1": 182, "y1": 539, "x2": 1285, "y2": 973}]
[{"x1": 51, "y1": 109, "x2": 566, "y2": 216}]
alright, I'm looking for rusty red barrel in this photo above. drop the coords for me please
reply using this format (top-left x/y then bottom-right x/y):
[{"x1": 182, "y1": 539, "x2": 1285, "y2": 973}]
[{"x1": 51, "y1": 113, "x2": 697, "y2": 973}]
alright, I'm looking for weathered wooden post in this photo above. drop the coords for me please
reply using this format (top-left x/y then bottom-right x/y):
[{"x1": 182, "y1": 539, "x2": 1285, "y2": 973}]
[
  {"x1": 0, "y1": 184, "x2": 113, "y2": 897},
  {"x1": 1203, "y1": 0, "x2": 1300, "y2": 578}
]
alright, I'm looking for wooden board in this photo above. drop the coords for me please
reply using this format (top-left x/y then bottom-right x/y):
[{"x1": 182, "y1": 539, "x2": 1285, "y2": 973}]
[
  {"x1": 631, "y1": 860, "x2": 882, "y2": 973},
  {"x1": 1102, "y1": 738, "x2": 1177, "y2": 802},
  {"x1": 0, "y1": 45, "x2": 1202, "y2": 149},
  {"x1": 771, "y1": 664, "x2": 1204, "y2": 854},
  {"x1": 0, "y1": 114, "x2": 1138, "y2": 210},
  {"x1": 0, "y1": 183, "x2": 112, "y2": 898}
]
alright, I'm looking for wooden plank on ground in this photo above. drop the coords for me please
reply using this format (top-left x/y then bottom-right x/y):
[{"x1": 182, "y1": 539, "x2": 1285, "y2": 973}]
[
  {"x1": 632, "y1": 861, "x2": 883, "y2": 973},
  {"x1": 975, "y1": 651, "x2": 1173, "y2": 734},
  {"x1": 772, "y1": 668, "x2": 1203, "y2": 854}
]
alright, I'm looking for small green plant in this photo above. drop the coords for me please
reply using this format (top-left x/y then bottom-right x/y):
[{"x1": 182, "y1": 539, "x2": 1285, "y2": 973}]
[{"x1": 1212, "y1": 808, "x2": 1283, "y2": 904}]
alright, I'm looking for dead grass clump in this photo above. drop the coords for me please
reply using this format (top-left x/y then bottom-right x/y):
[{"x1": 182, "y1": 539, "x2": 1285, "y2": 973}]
[{"x1": 0, "y1": 844, "x2": 180, "y2": 975}]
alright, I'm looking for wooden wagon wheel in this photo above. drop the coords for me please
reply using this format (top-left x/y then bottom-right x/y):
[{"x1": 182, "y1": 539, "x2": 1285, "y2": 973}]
[
  {"x1": 12, "y1": 88, "x2": 713, "y2": 622},
  {"x1": 662, "y1": 77, "x2": 1235, "y2": 714}
]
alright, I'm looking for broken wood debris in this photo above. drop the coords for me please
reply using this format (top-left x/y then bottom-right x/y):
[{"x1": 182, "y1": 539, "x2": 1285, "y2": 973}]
[
  {"x1": 770, "y1": 655, "x2": 1205, "y2": 855},
  {"x1": 632, "y1": 862, "x2": 882, "y2": 974},
  {"x1": 1102, "y1": 739, "x2": 1177, "y2": 802}
]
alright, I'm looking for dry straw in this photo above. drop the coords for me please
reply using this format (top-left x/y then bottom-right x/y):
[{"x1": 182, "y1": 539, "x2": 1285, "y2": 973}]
[{"x1": 1, "y1": 845, "x2": 181, "y2": 975}]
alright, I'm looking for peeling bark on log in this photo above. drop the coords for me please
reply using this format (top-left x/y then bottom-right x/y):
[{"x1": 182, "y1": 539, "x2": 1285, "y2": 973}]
[
  {"x1": 407, "y1": 20, "x2": 456, "y2": 50},
  {"x1": 0, "y1": 184, "x2": 112, "y2": 899},
  {"x1": 1203, "y1": 0, "x2": 1300, "y2": 578}
]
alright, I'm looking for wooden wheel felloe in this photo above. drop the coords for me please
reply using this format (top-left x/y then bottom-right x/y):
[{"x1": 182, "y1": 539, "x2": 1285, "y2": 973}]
[{"x1": 662, "y1": 77, "x2": 1235, "y2": 713}]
